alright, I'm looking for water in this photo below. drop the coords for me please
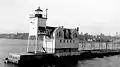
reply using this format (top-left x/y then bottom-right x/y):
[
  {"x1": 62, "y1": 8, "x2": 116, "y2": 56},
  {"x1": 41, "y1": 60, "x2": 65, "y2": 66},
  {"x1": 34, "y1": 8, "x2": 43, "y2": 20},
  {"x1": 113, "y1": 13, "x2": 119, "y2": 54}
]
[
  {"x1": 0, "y1": 38, "x2": 120, "y2": 67},
  {"x1": 0, "y1": 38, "x2": 27, "y2": 67}
]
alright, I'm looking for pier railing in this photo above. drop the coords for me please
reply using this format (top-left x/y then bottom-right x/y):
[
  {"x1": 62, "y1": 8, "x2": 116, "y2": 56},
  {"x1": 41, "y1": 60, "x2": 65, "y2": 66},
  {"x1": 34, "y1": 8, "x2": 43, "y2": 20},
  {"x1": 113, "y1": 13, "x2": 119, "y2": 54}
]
[{"x1": 78, "y1": 42, "x2": 120, "y2": 51}]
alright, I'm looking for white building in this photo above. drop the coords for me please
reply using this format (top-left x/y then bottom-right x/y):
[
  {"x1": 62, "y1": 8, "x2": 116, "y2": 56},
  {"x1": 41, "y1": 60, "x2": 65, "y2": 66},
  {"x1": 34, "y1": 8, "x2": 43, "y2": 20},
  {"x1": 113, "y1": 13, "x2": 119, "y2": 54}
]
[{"x1": 27, "y1": 6, "x2": 80, "y2": 54}]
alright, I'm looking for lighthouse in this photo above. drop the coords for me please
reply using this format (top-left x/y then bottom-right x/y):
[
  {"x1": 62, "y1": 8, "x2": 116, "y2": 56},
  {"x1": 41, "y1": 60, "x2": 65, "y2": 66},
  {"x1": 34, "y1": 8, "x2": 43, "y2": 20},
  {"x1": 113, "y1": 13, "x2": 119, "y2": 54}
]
[
  {"x1": 4, "y1": 6, "x2": 81, "y2": 65},
  {"x1": 27, "y1": 6, "x2": 80, "y2": 54},
  {"x1": 27, "y1": 6, "x2": 48, "y2": 53}
]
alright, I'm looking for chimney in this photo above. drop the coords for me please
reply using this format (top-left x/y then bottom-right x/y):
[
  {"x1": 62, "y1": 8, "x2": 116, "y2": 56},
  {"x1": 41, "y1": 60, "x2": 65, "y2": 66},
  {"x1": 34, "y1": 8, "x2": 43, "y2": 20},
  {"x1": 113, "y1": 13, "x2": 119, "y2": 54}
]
[{"x1": 77, "y1": 27, "x2": 79, "y2": 31}]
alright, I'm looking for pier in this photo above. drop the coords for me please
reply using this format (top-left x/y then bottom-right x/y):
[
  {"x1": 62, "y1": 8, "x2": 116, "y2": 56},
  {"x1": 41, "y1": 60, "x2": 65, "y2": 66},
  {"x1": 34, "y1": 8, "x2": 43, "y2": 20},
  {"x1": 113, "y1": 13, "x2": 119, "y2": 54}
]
[{"x1": 4, "y1": 6, "x2": 120, "y2": 66}]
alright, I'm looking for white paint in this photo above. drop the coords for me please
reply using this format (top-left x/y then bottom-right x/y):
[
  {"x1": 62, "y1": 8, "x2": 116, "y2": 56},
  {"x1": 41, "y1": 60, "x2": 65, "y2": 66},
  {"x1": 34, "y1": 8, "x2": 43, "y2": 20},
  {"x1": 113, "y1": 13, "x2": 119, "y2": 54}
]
[
  {"x1": 29, "y1": 18, "x2": 38, "y2": 36},
  {"x1": 43, "y1": 36, "x2": 55, "y2": 53}
]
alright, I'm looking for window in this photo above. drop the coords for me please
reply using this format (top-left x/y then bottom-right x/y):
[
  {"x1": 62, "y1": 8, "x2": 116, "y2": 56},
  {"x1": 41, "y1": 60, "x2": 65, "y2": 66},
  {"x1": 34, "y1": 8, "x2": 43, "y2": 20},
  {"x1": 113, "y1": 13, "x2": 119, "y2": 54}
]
[
  {"x1": 64, "y1": 40, "x2": 65, "y2": 43},
  {"x1": 60, "y1": 40, "x2": 62, "y2": 43},
  {"x1": 70, "y1": 40, "x2": 72, "y2": 43},
  {"x1": 67, "y1": 40, "x2": 68, "y2": 43},
  {"x1": 73, "y1": 33, "x2": 77, "y2": 38},
  {"x1": 56, "y1": 31, "x2": 63, "y2": 38}
]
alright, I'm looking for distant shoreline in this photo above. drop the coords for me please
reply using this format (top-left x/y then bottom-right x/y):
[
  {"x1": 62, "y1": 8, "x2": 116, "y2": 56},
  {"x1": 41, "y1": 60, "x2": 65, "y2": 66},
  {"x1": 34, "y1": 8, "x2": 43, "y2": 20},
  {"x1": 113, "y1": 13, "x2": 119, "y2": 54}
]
[{"x1": 0, "y1": 37, "x2": 28, "y2": 40}]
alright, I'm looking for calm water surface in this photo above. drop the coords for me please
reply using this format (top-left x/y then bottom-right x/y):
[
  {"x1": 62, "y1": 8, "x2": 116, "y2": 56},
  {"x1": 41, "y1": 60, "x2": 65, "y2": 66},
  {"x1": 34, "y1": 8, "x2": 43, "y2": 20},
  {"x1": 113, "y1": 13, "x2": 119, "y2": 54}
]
[{"x1": 0, "y1": 38, "x2": 120, "y2": 67}]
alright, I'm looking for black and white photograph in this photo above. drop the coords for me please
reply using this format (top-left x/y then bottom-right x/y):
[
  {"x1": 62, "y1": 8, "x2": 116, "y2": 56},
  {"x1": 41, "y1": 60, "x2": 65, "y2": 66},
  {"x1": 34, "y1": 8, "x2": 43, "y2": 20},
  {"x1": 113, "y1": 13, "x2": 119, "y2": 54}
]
[{"x1": 0, "y1": 0, "x2": 120, "y2": 67}]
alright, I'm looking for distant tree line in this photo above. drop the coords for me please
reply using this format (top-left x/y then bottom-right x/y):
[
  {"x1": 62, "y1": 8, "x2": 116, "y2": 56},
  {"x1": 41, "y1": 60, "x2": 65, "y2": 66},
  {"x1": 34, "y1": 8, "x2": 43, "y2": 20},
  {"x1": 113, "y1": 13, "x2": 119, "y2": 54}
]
[
  {"x1": 0, "y1": 33, "x2": 29, "y2": 40},
  {"x1": 0, "y1": 32, "x2": 120, "y2": 42},
  {"x1": 78, "y1": 33, "x2": 120, "y2": 42}
]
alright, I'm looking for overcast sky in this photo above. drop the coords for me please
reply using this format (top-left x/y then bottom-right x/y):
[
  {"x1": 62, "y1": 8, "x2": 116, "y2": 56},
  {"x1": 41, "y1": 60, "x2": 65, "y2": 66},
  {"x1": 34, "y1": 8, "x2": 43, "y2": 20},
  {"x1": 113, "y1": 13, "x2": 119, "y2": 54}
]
[{"x1": 0, "y1": 0, "x2": 120, "y2": 35}]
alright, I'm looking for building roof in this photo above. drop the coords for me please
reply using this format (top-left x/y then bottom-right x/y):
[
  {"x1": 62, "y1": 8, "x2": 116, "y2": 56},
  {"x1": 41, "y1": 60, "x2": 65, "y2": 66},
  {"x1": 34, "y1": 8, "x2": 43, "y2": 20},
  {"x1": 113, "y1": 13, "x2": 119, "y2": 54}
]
[
  {"x1": 38, "y1": 26, "x2": 78, "y2": 39},
  {"x1": 38, "y1": 26, "x2": 57, "y2": 38},
  {"x1": 35, "y1": 6, "x2": 43, "y2": 12},
  {"x1": 46, "y1": 26, "x2": 57, "y2": 35}
]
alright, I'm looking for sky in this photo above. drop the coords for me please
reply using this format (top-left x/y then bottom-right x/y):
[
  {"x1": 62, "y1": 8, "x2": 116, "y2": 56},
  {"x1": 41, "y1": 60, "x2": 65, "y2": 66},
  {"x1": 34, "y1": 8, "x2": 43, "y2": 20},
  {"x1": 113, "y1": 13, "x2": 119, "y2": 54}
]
[{"x1": 0, "y1": 0, "x2": 120, "y2": 35}]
